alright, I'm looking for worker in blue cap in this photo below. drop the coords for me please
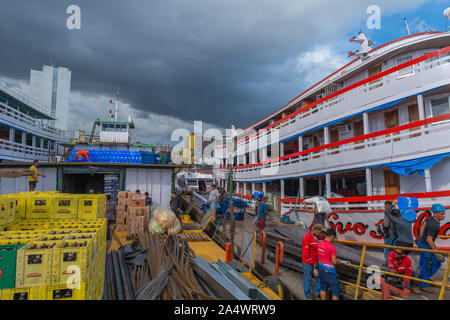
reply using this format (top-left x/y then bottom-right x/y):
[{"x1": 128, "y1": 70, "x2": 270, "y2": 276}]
[{"x1": 417, "y1": 204, "x2": 446, "y2": 293}]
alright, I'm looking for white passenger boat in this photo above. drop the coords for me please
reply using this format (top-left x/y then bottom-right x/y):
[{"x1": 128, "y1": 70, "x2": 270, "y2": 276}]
[{"x1": 214, "y1": 31, "x2": 450, "y2": 249}]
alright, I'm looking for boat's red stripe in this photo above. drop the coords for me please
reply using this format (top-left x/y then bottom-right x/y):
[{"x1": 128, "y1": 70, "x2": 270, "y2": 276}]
[{"x1": 279, "y1": 190, "x2": 450, "y2": 204}]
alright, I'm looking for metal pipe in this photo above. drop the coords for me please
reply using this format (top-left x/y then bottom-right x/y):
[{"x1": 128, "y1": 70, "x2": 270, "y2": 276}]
[
  {"x1": 275, "y1": 241, "x2": 284, "y2": 276},
  {"x1": 354, "y1": 244, "x2": 366, "y2": 300},
  {"x1": 111, "y1": 250, "x2": 125, "y2": 300},
  {"x1": 260, "y1": 231, "x2": 266, "y2": 264}
]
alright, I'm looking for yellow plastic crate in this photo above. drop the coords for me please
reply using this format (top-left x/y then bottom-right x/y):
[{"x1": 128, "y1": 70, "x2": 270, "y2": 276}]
[
  {"x1": 0, "y1": 286, "x2": 46, "y2": 300},
  {"x1": 52, "y1": 195, "x2": 79, "y2": 219},
  {"x1": 6, "y1": 221, "x2": 43, "y2": 231},
  {"x1": 36, "y1": 234, "x2": 67, "y2": 242},
  {"x1": 52, "y1": 239, "x2": 94, "y2": 285},
  {"x1": 42, "y1": 229, "x2": 74, "y2": 236},
  {"x1": 26, "y1": 196, "x2": 53, "y2": 219},
  {"x1": 78, "y1": 195, "x2": 106, "y2": 219},
  {"x1": 0, "y1": 198, "x2": 9, "y2": 226},
  {"x1": 0, "y1": 234, "x2": 37, "y2": 242},
  {"x1": 7, "y1": 195, "x2": 27, "y2": 220},
  {"x1": 0, "y1": 238, "x2": 34, "y2": 245},
  {"x1": 77, "y1": 197, "x2": 98, "y2": 219},
  {"x1": 15, "y1": 240, "x2": 60, "y2": 288},
  {"x1": 4, "y1": 230, "x2": 42, "y2": 236},
  {"x1": 2, "y1": 198, "x2": 16, "y2": 224},
  {"x1": 42, "y1": 282, "x2": 88, "y2": 300}
]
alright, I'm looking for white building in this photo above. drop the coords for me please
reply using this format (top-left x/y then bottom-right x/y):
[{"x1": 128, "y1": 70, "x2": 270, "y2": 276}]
[{"x1": 30, "y1": 65, "x2": 71, "y2": 131}]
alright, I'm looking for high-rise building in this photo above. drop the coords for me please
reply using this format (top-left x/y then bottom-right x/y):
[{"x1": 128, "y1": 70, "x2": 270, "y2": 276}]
[{"x1": 29, "y1": 65, "x2": 71, "y2": 131}]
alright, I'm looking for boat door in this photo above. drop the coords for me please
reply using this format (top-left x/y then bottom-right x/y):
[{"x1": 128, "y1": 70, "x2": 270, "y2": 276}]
[
  {"x1": 384, "y1": 170, "x2": 400, "y2": 195},
  {"x1": 408, "y1": 104, "x2": 421, "y2": 138},
  {"x1": 353, "y1": 121, "x2": 364, "y2": 150},
  {"x1": 384, "y1": 110, "x2": 400, "y2": 143},
  {"x1": 330, "y1": 128, "x2": 340, "y2": 154}
]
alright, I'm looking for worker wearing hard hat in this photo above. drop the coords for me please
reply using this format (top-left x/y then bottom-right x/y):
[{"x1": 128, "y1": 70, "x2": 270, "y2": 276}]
[{"x1": 417, "y1": 204, "x2": 446, "y2": 293}]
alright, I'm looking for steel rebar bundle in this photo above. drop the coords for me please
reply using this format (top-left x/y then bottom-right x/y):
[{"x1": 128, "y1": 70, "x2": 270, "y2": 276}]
[{"x1": 114, "y1": 232, "x2": 219, "y2": 300}]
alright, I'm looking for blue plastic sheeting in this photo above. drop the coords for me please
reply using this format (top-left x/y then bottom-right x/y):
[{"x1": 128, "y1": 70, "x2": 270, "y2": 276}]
[
  {"x1": 385, "y1": 153, "x2": 450, "y2": 176},
  {"x1": 66, "y1": 150, "x2": 143, "y2": 164},
  {"x1": 140, "y1": 151, "x2": 160, "y2": 164}
]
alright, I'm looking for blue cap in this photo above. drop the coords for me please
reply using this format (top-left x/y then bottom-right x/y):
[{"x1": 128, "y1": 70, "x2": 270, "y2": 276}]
[{"x1": 431, "y1": 204, "x2": 445, "y2": 213}]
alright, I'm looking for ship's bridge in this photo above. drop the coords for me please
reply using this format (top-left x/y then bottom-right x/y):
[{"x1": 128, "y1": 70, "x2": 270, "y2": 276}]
[{"x1": 95, "y1": 120, "x2": 134, "y2": 144}]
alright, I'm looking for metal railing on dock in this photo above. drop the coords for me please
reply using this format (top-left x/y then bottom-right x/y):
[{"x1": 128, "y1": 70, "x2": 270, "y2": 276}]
[{"x1": 333, "y1": 239, "x2": 450, "y2": 300}]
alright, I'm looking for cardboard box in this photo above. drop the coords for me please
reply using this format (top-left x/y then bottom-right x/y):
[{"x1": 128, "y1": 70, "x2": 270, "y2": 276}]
[
  {"x1": 129, "y1": 197, "x2": 146, "y2": 208},
  {"x1": 118, "y1": 191, "x2": 128, "y2": 199}
]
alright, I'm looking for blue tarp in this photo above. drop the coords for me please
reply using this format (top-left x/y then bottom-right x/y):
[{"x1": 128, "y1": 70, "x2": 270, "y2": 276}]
[{"x1": 385, "y1": 153, "x2": 450, "y2": 176}]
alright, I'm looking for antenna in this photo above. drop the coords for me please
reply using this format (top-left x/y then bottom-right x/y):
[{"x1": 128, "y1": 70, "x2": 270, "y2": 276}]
[
  {"x1": 415, "y1": 17, "x2": 435, "y2": 31},
  {"x1": 404, "y1": 17, "x2": 411, "y2": 36},
  {"x1": 114, "y1": 89, "x2": 120, "y2": 121}
]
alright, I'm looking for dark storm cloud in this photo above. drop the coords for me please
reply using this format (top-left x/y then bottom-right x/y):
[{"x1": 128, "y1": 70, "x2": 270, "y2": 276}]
[{"x1": 0, "y1": 0, "x2": 428, "y2": 130}]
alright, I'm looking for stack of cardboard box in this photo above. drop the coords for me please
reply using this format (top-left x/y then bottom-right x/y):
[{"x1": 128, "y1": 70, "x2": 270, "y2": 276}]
[{"x1": 116, "y1": 191, "x2": 152, "y2": 234}]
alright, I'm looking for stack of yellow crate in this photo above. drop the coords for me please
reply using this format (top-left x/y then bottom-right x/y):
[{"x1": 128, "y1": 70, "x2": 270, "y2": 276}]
[
  {"x1": 0, "y1": 219, "x2": 106, "y2": 300},
  {"x1": 0, "y1": 191, "x2": 107, "y2": 300}
]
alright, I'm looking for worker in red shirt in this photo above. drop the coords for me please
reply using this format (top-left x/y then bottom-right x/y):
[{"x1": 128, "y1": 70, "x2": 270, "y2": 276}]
[
  {"x1": 302, "y1": 224, "x2": 324, "y2": 300},
  {"x1": 75, "y1": 149, "x2": 90, "y2": 162},
  {"x1": 387, "y1": 249, "x2": 420, "y2": 294},
  {"x1": 318, "y1": 228, "x2": 341, "y2": 300}
]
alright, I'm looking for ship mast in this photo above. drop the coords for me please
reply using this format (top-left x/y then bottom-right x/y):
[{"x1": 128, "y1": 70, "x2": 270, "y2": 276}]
[{"x1": 114, "y1": 89, "x2": 120, "y2": 121}]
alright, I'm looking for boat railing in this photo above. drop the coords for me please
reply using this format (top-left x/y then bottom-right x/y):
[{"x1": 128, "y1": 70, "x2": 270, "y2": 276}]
[
  {"x1": 332, "y1": 239, "x2": 450, "y2": 300},
  {"x1": 0, "y1": 99, "x2": 73, "y2": 142},
  {"x1": 0, "y1": 80, "x2": 52, "y2": 117},
  {"x1": 0, "y1": 136, "x2": 54, "y2": 161}
]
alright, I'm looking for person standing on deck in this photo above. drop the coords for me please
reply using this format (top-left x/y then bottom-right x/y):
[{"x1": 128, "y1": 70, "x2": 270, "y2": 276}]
[
  {"x1": 302, "y1": 224, "x2": 324, "y2": 300},
  {"x1": 170, "y1": 192, "x2": 183, "y2": 216},
  {"x1": 303, "y1": 197, "x2": 331, "y2": 229},
  {"x1": 375, "y1": 201, "x2": 397, "y2": 264},
  {"x1": 144, "y1": 192, "x2": 153, "y2": 206},
  {"x1": 145, "y1": 192, "x2": 153, "y2": 218},
  {"x1": 318, "y1": 228, "x2": 341, "y2": 300},
  {"x1": 28, "y1": 160, "x2": 46, "y2": 191},
  {"x1": 384, "y1": 199, "x2": 414, "y2": 251},
  {"x1": 417, "y1": 204, "x2": 446, "y2": 293},
  {"x1": 254, "y1": 194, "x2": 262, "y2": 226},
  {"x1": 208, "y1": 184, "x2": 220, "y2": 222},
  {"x1": 257, "y1": 196, "x2": 268, "y2": 232}
]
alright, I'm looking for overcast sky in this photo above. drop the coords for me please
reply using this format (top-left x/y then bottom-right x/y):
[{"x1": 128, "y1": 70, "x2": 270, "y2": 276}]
[{"x1": 0, "y1": 0, "x2": 448, "y2": 144}]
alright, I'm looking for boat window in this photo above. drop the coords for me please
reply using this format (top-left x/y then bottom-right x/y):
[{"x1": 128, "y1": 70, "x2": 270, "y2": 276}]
[
  {"x1": 187, "y1": 180, "x2": 197, "y2": 186},
  {"x1": 431, "y1": 97, "x2": 450, "y2": 117},
  {"x1": 397, "y1": 56, "x2": 414, "y2": 77},
  {"x1": 26, "y1": 134, "x2": 33, "y2": 146},
  {"x1": 14, "y1": 129, "x2": 22, "y2": 144},
  {"x1": 0, "y1": 124, "x2": 9, "y2": 142}
]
